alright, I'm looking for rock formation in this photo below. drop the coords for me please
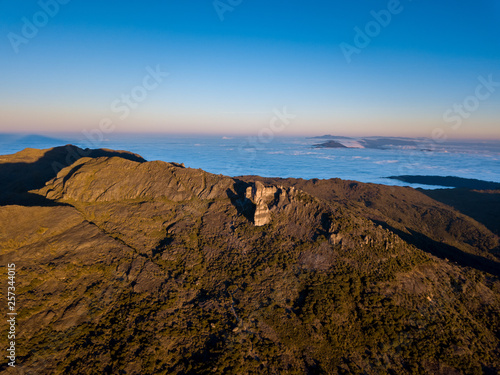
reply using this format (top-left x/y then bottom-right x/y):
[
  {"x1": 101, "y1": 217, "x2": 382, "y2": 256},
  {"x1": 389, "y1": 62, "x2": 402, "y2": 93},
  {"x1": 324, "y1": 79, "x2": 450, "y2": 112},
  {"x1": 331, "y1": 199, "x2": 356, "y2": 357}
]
[{"x1": 245, "y1": 181, "x2": 277, "y2": 226}]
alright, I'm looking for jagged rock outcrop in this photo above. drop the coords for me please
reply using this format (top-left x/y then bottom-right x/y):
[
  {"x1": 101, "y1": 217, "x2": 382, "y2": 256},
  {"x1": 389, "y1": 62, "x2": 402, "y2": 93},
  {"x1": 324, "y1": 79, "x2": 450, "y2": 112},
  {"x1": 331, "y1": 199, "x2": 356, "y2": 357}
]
[
  {"x1": 245, "y1": 181, "x2": 277, "y2": 226},
  {"x1": 243, "y1": 181, "x2": 309, "y2": 226}
]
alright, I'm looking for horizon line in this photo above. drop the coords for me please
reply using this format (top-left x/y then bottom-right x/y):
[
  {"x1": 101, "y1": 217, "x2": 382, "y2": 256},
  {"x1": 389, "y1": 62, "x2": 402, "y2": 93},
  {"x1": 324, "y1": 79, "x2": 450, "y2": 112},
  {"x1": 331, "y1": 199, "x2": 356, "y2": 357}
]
[{"x1": 1, "y1": 131, "x2": 500, "y2": 142}]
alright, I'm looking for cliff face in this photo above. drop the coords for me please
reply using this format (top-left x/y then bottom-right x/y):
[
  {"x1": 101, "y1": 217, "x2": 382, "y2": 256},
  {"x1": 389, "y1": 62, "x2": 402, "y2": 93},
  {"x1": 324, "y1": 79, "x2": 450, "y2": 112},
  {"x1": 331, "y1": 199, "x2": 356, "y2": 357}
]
[
  {"x1": 245, "y1": 181, "x2": 277, "y2": 226},
  {"x1": 0, "y1": 146, "x2": 499, "y2": 375},
  {"x1": 243, "y1": 182, "x2": 299, "y2": 226}
]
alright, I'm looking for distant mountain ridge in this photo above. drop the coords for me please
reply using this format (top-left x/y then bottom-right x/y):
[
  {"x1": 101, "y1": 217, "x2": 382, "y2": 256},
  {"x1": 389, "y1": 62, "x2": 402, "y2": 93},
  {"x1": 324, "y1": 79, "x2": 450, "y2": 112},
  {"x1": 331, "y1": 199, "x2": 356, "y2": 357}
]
[
  {"x1": 388, "y1": 175, "x2": 500, "y2": 190},
  {"x1": 311, "y1": 135, "x2": 420, "y2": 150}
]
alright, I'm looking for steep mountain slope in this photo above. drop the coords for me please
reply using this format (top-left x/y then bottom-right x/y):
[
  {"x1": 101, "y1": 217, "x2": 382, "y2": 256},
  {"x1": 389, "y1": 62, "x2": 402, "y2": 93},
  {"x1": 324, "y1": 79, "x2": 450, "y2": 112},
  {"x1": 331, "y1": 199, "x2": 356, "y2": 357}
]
[
  {"x1": 0, "y1": 146, "x2": 499, "y2": 374},
  {"x1": 0, "y1": 145, "x2": 145, "y2": 206},
  {"x1": 238, "y1": 176, "x2": 499, "y2": 273}
]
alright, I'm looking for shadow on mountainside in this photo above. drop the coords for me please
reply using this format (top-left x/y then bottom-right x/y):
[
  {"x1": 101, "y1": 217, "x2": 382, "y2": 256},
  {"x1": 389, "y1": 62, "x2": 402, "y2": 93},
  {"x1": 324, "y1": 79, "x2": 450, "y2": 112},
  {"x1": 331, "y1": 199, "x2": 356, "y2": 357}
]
[
  {"x1": 421, "y1": 188, "x2": 500, "y2": 237},
  {"x1": 0, "y1": 144, "x2": 146, "y2": 207},
  {"x1": 373, "y1": 220, "x2": 500, "y2": 278},
  {"x1": 226, "y1": 179, "x2": 256, "y2": 223},
  {"x1": 388, "y1": 175, "x2": 500, "y2": 190}
]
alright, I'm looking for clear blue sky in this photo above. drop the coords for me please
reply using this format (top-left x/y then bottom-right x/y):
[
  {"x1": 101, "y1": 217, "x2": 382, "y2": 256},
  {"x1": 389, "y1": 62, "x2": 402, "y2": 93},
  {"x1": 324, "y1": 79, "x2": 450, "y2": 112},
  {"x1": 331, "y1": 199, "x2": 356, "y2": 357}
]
[{"x1": 1, "y1": 0, "x2": 499, "y2": 138}]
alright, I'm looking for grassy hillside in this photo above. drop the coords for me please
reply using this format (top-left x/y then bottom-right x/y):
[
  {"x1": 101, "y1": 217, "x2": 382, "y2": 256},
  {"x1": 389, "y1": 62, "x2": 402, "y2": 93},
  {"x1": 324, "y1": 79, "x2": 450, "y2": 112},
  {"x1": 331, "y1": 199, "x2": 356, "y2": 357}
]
[{"x1": 0, "y1": 146, "x2": 499, "y2": 374}]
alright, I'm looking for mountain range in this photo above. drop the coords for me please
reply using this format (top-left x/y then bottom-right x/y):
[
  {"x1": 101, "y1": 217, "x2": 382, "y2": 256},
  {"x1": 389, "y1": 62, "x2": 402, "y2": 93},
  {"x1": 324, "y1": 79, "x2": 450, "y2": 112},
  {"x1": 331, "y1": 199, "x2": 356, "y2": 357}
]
[{"x1": 0, "y1": 145, "x2": 499, "y2": 374}]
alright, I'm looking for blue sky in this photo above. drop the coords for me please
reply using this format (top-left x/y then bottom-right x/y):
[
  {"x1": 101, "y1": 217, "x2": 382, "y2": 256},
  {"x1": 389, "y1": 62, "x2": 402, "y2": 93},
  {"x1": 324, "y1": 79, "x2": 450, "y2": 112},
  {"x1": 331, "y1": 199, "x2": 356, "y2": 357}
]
[{"x1": 1, "y1": 0, "x2": 499, "y2": 138}]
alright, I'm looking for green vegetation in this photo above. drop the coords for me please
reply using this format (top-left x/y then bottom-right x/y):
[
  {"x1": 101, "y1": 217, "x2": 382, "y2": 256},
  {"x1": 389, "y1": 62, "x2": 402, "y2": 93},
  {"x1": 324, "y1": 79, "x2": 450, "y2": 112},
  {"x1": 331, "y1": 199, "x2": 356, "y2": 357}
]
[{"x1": 0, "y1": 146, "x2": 498, "y2": 374}]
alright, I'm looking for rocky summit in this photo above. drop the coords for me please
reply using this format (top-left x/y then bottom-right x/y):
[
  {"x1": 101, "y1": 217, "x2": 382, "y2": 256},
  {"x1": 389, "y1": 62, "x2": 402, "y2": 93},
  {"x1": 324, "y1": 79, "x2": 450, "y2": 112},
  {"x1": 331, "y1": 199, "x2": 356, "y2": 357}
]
[{"x1": 0, "y1": 145, "x2": 499, "y2": 374}]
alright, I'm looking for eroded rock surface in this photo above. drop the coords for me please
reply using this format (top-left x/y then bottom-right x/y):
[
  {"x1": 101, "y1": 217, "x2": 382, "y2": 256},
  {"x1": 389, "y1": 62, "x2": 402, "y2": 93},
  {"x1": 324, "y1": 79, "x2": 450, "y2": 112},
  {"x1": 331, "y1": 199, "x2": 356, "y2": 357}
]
[{"x1": 245, "y1": 181, "x2": 277, "y2": 226}]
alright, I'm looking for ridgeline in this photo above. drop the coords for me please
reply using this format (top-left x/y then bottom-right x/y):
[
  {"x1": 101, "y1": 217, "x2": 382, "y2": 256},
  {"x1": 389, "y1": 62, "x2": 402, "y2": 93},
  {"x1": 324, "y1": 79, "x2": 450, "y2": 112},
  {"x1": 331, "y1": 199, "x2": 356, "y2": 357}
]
[{"x1": 0, "y1": 145, "x2": 499, "y2": 374}]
